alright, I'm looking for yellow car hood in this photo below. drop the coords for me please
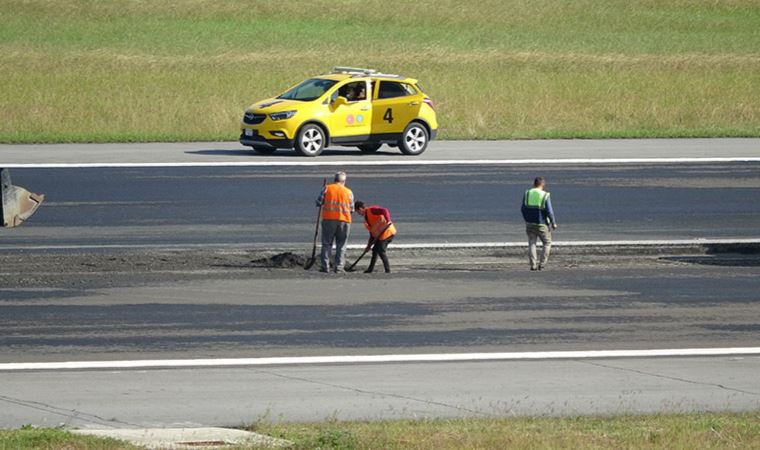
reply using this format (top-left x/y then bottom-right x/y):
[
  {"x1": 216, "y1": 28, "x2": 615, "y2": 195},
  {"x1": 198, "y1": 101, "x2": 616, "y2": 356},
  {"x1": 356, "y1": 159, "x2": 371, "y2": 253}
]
[{"x1": 248, "y1": 98, "x2": 304, "y2": 113}]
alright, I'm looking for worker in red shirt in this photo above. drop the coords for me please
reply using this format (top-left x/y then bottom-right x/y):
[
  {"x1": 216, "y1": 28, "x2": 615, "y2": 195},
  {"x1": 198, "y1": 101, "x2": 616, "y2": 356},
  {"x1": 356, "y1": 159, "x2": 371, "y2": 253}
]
[{"x1": 354, "y1": 201, "x2": 397, "y2": 273}]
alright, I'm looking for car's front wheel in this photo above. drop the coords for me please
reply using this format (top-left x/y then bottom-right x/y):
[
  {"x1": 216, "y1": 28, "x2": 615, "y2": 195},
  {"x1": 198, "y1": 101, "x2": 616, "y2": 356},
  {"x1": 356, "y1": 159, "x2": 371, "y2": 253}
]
[
  {"x1": 398, "y1": 122, "x2": 429, "y2": 156},
  {"x1": 295, "y1": 124, "x2": 326, "y2": 157},
  {"x1": 357, "y1": 144, "x2": 381, "y2": 153}
]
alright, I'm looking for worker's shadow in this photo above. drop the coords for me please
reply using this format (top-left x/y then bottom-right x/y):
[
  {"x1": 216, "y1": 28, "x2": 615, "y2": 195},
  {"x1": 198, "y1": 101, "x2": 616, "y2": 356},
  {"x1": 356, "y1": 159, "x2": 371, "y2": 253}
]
[{"x1": 186, "y1": 148, "x2": 400, "y2": 157}]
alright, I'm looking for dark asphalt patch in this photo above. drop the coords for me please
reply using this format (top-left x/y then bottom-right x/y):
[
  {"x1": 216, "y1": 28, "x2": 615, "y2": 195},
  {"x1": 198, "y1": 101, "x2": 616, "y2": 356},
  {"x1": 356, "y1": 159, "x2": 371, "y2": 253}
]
[
  {"x1": 251, "y1": 252, "x2": 307, "y2": 269},
  {"x1": 662, "y1": 255, "x2": 760, "y2": 267},
  {"x1": 0, "y1": 327, "x2": 599, "y2": 350},
  {"x1": 700, "y1": 323, "x2": 760, "y2": 332},
  {"x1": 0, "y1": 289, "x2": 87, "y2": 301}
]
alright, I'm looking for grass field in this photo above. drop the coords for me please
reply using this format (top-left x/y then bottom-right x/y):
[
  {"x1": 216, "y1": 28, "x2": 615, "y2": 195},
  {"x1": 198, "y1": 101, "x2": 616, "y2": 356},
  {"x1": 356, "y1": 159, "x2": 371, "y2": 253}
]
[
  {"x1": 255, "y1": 414, "x2": 760, "y2": 449},
  {"x1": 0, "y1": 426, "x2": 135, "y2": 450},
  {"x1": 2, "y1": 414, "x2": 759, "y2": 449},
  {"x1": 1, "y1": 0, "x2": 759, "y2": 143}
]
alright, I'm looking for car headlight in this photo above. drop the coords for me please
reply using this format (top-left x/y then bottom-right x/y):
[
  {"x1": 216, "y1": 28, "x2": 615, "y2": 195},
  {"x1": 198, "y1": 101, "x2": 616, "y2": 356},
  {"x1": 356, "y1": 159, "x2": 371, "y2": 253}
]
[{"x1": 269, "y1": 110, "x2": 297, "y2": 121}]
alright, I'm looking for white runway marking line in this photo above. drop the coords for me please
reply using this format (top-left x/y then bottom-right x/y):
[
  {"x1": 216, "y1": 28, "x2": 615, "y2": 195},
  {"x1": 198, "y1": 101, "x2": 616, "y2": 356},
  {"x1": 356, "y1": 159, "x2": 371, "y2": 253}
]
[
  {"x1": 1, "y1": 238, "x2": 758, "y2": 252},
  {"x1": 4, "y1": 157, "x2": 760, "y2": 169},
  {"x1": 2, "y1": 347, "x2": 759, "y2": 371}
]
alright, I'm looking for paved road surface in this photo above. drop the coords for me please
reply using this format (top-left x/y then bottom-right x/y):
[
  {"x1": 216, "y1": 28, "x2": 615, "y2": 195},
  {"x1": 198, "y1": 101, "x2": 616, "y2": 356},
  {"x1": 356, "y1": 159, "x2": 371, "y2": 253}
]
[
  {"x1": 2, "y1": 356, "x2": 759, "y2": 428},
  {"x1": 3, "y1": 162, "x2": 760, "y2": 247},
  {"x1": 2, "y1": 257, "x2": 759, "y2": 363},
  {"x1": 2, "y1": 140, "x2": 759, "y2": 426},
  {"x1": 2, "y1": 254, "x2": 759, "y2": 426},
  {"x1": 1, "y1": 138, "x2": 759, "y2": 164},
  {"x1": 2, "y1": 257, "x2": 760, "y2": 362}
]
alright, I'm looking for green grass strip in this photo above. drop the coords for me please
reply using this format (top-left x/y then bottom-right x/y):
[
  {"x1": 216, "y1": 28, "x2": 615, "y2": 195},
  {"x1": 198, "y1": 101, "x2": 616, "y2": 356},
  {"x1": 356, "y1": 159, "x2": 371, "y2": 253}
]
[{"x1": 1, "y1": 0, "x2": 759, "y2": 143}]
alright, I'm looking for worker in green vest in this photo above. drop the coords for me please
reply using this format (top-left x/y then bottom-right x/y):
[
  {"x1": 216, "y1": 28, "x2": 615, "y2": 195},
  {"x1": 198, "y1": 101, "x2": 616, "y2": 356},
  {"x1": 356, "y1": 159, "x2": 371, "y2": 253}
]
[{"x1": 521, "y1": 177, "x2": 558, "y2": 270}]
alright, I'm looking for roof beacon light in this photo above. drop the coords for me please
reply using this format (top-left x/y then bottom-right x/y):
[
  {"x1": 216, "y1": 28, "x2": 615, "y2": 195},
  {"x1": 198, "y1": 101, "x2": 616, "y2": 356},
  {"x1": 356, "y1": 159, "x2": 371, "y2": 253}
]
[{"x1": 331, "y1": 67, "x2": 378, "y2": 76}]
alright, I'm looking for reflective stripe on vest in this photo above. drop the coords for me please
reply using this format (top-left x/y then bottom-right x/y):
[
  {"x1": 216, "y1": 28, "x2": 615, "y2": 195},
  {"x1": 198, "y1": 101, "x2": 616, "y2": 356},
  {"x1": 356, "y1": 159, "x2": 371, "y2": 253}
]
[
  {"x1": 365, "y1": 208, "x2": 396, "y2": 241},
  {"x1": 524, "y1": 188, "x2": 549, "y2": 209},
  {"x1": 321, "y1": 184, "x2": 353, "y2": 223}
]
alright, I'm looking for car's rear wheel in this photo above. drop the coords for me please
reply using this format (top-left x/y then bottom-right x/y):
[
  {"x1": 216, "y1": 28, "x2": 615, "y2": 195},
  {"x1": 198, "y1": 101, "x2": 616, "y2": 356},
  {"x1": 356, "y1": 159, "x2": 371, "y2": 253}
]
[
  {"x1": 295, "y1": 124, "x2": 325, "y2": 157},
  {"x1": 250, "y1": 145, "x2": 277, "y2": 155},
  {"x1": 357, "y1": 143, "x2": 381, "y2": 153},
  {"x1": 398, "y1": 122, "x2": 429, "y2": 156}
]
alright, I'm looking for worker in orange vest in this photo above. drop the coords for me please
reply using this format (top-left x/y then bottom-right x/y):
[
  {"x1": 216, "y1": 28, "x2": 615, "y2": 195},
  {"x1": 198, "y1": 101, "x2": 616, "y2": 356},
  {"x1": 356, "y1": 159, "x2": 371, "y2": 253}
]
[
  {"x1": 354, "y1": 201, "x2": 397, "y2": 273},
  {"x1": 316, "y1": 171, "x2": 355, "y2": 272}
]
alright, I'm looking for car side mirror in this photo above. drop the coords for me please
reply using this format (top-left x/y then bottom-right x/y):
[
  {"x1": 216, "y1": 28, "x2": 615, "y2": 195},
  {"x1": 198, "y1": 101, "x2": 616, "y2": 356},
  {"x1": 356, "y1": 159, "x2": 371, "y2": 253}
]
[{"x1": 331, "y1": 96, "x2": 347, "y2": 108}]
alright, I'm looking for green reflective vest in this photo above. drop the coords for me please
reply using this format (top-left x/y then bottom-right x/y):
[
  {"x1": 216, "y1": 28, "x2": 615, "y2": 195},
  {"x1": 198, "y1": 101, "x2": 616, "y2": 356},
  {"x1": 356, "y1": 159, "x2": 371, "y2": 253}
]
[{"x1": 523, "y1": 188, "x2": 549, "y2": 209}]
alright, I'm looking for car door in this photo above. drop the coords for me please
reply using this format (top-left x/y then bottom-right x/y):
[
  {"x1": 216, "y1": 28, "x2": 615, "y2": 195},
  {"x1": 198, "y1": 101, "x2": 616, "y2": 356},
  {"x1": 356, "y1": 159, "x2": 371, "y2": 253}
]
[
  {"x1": 371, "y1": 80, "x2": 424, "y2": 137},
  {"x1": 327, "y1": 79, "x2": 372, "y2": 140}
]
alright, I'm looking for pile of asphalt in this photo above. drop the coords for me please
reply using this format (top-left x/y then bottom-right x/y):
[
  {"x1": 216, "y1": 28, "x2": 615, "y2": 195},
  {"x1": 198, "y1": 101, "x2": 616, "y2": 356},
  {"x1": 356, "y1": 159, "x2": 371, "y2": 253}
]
[{"x1": 251, "y1": 252, "x2": 307, "y2": 269}]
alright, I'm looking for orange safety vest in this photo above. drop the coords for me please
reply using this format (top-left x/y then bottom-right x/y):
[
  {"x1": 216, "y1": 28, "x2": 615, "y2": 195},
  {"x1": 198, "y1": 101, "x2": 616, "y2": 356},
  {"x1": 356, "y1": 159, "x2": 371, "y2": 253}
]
[
  {"x1": 365, "y1": 207, "x2": 396, "y2": 241},
  {"x1": 321, "y1": 183, "x2": 353, "y2": 223}
]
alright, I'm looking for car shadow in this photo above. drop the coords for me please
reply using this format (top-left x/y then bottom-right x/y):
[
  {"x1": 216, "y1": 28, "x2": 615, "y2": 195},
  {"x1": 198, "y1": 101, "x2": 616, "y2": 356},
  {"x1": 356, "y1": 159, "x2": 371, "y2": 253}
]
[
  {"x1": 185, "y1": 149, "x2": 255, "y2": 156},
  {"x1": 186, "y1": 148, "x2": 403, "y2": 158}
]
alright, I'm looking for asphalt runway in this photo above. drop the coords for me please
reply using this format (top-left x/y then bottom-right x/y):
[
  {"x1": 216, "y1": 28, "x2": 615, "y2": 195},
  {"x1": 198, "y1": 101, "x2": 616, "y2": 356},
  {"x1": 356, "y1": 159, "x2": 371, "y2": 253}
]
[
  {"x1": 1, "y1": 259, "x2": 759, "y2": 363},
  {"x1": 2, "y1": 138, "x2": 759, "y2": 164},
  {"x1": 2, "y1": 255, "x2": 759, "y2": 425},
  {"x1": 2, "y1": 162, "x2": 760, "y2": 247},
  {"x1": 3, "y1": 357, "x2": 759, "y2": 428},
  {"x1": 1, "y1": 139, "x2": 759, "y2": 426}
]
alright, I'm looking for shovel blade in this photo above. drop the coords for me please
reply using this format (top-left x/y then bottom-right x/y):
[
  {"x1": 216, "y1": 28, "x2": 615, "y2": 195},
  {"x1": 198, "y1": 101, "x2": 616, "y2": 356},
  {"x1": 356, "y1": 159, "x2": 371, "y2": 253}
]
[{"x1": 1, "y1": 168, "x2": 45, "y2": 228}]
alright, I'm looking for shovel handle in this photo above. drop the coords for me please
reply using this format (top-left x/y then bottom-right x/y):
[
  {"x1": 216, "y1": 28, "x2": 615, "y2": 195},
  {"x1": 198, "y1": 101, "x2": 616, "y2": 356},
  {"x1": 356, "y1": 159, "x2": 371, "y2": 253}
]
[
  {"x1": 304, "y1": 178, "x2": 327, "y2": 270},
  {"x1": 346, "y1": 246, "x2": 372, "y2": 271}
]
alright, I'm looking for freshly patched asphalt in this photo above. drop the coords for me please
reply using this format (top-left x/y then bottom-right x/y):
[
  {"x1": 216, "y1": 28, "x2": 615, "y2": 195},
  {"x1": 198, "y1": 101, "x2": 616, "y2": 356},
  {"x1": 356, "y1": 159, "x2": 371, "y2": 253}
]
[
  {"x1": 1, "y1": 255, "x2": 759, "y2": 362},
  {"x1": 3, "y1": 162, "x2": 760, "y2": 247}
]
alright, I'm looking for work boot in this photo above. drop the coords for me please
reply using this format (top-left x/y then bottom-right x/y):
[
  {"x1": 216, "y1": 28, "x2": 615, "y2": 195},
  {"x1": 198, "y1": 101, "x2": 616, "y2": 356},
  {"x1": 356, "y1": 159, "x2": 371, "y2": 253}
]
[
  {"x1": 319, "y1": 267, "x2": 329, "y2": 273},
  {"x1": 363, "y1": 268, "x2": 373, "y2": 274},
  {"x1": 538, "y1": 265, "x2": 545, "y2": 271},
  {"x1": 530, "y1": 266, "x2": 538, "y2": 271}
]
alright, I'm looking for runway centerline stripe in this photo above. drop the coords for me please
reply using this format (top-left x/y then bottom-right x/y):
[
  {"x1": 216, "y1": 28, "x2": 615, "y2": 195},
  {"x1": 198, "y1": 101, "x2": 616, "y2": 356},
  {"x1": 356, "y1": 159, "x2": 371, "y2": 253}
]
[
  {"x1": 2, "y1": 347, "x2": 759, "y2": 371},
  {"x1": 4, "y1": 157, "x2": 760, "y2": 169},
  {"x1": 0, "y1": 238, "x2": 757, "y2": 252}
]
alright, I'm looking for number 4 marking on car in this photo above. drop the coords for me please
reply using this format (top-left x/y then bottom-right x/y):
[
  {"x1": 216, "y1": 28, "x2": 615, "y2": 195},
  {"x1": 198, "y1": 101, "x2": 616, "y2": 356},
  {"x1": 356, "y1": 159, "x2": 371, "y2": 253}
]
[{"x1": 383, "y1": 108, "x2": 394, "y2": 123}]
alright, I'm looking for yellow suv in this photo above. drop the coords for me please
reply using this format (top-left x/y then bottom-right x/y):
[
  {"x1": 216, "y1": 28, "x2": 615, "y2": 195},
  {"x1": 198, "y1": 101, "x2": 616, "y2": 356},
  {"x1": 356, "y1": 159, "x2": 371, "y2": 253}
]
[{"x1": 240, "y1": 67, "x2": 438, "y2": 157}]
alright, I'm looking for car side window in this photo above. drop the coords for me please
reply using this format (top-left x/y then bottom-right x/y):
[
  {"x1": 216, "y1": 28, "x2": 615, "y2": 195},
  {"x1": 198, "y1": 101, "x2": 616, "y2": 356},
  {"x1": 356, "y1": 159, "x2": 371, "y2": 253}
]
[
  {"x1": 402, "y1": 84, "x2": 418, "y2": 95},
  {"x1": 335, "y1": 81, "x2": 368, "y2": 103},
  {"x1": 378, "y1": 81, "x2": 413, "y2": 99}
]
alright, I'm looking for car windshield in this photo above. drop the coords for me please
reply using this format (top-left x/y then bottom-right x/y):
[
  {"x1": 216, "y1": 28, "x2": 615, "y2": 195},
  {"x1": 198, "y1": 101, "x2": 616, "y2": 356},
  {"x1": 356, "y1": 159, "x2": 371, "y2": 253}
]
[{"x1": 278, "y1": 78, "x2": 338, "y2": 101}]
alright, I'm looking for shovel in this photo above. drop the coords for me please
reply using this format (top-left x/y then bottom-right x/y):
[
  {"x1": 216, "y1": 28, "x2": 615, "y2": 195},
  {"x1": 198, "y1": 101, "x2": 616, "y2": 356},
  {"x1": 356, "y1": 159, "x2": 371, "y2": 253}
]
[
  {"x1": 346, "y1": 220, "x2": 395, "y2": 272},
  {"x1": 304, "y1": 178, "x2": 327, "y2": 270},
  {"x1": 346, "y1": 242, "x2": 373, "y2": 272}
]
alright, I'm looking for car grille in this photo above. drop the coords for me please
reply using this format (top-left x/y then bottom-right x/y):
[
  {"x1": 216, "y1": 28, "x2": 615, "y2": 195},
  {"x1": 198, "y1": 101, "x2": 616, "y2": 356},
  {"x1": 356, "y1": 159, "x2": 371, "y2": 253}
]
[{"x1": 243, "y1": 112, "x2": 266, "y2": 125}]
